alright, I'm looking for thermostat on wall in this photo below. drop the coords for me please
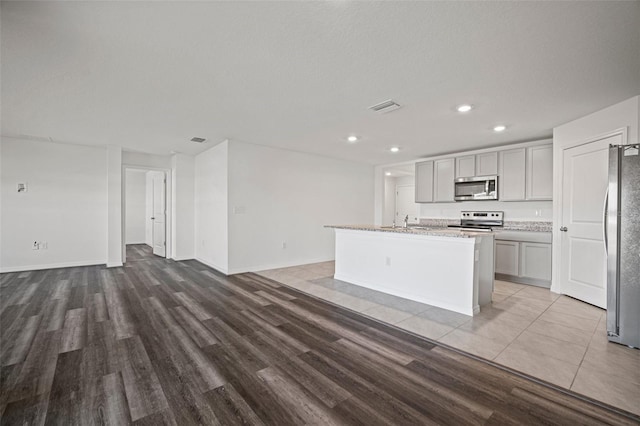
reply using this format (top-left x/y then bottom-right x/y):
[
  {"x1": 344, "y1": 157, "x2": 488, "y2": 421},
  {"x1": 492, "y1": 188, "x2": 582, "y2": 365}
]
[{"x1": 17, "y1": 182, "x2": 27, "y2": 193}]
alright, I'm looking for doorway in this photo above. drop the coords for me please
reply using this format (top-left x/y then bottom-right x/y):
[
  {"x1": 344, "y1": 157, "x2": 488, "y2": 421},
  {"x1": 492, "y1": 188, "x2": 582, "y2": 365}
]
[
  {"x1": 395, "y1": 185, "x2": 418, "y2": 225},
  {"x1": 382, "y1": 164, "x2": 418, "y2": 226},
  {"x1": 123, "y1": 168, "x2": 169, "y2": 262},
  {"x1": 558, "y1": 131, "x2": 623, "y2": 308}
]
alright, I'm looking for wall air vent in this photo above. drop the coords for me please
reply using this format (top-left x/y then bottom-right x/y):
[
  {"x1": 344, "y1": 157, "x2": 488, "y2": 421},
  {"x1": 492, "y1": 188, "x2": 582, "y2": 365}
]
[
  {"x1": 190, "y1": 137, "x2": 206, "y2": 143},
  {"x1": 369, "y1": 99, "x2": 401, "y2": 114}
]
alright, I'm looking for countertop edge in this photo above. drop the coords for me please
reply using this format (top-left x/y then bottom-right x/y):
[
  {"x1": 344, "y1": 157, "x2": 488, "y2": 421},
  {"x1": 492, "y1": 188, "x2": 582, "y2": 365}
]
[{"x1": 325, "y1": 225, "x2": 490, "y2": 238}]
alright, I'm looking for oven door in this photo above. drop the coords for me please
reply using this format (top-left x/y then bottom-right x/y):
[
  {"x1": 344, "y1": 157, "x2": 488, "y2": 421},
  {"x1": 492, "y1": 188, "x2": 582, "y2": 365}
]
[{"x1": 454, "y1": 176, "x2": 498, "y2": 201}]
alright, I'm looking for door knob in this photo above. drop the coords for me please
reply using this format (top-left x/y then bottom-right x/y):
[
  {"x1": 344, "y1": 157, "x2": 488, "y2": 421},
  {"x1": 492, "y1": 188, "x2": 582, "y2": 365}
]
[
  {"x1": 151, "y1": 217, "x2": 155, "y2": 220},
  {"x1": 560, "y1": 226, "x2": 568, "y2": 232}
]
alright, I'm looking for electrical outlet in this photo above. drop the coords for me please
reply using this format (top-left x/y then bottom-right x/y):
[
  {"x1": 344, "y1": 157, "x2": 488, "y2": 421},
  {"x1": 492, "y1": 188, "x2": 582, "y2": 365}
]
[
  {"x1": 32, "y1": 241, "x2": 39, "y2": 250},
  {"x1": 41, "y1": 242, "x2": 48, "y2": 250},
  {"x1": 385, "y1": 256, "x2": 391, "y2": 266},
  {"x1": 281, "y1": 242, "x2": 287, "y2": 249}
]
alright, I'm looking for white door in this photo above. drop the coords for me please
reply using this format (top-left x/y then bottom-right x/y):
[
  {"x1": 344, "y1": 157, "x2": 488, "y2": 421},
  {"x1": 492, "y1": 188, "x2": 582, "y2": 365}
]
[
  {"x1": 396, "y1": 185, "x2": 418, "y2": 224},
  {"x1": 152, "y1": 173, "x2": 166, "y2": 257},
  {"x1": 560, "y1": 134, "x2": 621, "y2": 307}
]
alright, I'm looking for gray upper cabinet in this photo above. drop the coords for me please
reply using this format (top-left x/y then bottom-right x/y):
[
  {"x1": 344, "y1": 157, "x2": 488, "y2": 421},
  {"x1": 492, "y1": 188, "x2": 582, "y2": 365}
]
[
  {"x1": 526, "y1": 144, "x2": 553, "y2": 200},
  {"x1": 456, "y1": 152, "x2": 498, "y2": 178},
  {"x1": 415, "y1": 160, "x2": 434, "y2": 203},
  {"x1": 455, "y1": 155, "x2": 475, "y2": 178},
  {"x1": 476, "y1": 152, "x2": 498, "y2": 176},
  {"x1": 414, "y1": 141, "x2": 551, "y2": 204},
  {"x1": 434, "y1": 158, "x2": 455, "y2": 202},
  {"x1": 499, "y1": 148, "x2": 527, "y2": 201}
]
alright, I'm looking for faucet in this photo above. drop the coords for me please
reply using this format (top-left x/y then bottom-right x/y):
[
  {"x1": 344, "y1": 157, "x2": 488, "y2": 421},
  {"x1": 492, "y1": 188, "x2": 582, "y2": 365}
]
[{"x1": 403, "y1": 215, "x2": 409, "y2": 228}]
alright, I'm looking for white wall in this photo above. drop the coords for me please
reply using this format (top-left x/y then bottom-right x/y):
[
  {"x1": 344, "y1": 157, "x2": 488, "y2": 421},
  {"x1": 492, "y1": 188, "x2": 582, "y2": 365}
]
[
  {"x1": 227, "y1": 141, "x2": 374, "y2": 273},
  {"x1": 107, "y1": 146, "x2": 123, "y2": 267},
  {"x1": 553, "y1": 96, "x2": 639, "y2": 147},
  {"x1": 0, "y1": 138, "x2": 108, "y2": 272},
  {"x1": 125, "y1": 169, "x2": 147, "y2": 244},
  {"x1": 194, "y1": 141, "x2": 229, "y2": 273},
  {"x1": 171, "y1": 154, "x2": 195, "y2": 260},
  {"x1": 123, "y1": 151, "x2": 171, "y2": 169},
  {"x1": 419, "y1": 200, "x2": 553, "y2": 221}
]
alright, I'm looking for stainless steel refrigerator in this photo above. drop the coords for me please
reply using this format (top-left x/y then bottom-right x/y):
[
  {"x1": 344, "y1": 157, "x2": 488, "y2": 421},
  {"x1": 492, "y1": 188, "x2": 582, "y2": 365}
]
[{"x1": 606, "y1": 143, "x2": 640, "y2": 348}]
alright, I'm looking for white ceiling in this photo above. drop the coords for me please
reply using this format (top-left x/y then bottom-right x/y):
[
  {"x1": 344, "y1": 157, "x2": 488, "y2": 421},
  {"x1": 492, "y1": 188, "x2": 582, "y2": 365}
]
[{"x1": 2, "y1": 1, "x2": 639, "y2": 165}]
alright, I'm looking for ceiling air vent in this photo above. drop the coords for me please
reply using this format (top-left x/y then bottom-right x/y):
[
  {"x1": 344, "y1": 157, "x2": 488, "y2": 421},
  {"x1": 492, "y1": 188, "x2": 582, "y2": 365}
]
[
  {"x1": 190, "y1": 137, "x2": 206, "y2": 143},
  {"x1": 369, "y1": 99, "x2": 401, "y2": 114}
]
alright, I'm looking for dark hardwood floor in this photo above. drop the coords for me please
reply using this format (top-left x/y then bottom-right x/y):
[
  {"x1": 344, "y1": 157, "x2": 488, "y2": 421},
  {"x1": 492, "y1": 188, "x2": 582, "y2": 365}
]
[{"x1": 1, "y1": 244, "x2": 638, "y2": 425}]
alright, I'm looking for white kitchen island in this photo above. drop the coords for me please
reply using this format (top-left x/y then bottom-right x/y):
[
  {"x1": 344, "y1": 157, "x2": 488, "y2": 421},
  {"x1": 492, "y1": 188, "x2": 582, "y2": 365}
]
[{"x1": 327, "y1": 225, "x2": 495, "y2": 316}]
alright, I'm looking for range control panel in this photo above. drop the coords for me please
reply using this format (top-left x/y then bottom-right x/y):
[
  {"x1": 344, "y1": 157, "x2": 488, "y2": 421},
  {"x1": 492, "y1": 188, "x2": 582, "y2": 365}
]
[{"x1": 460, "y1": 211, "x2": 504, "y2": 226}]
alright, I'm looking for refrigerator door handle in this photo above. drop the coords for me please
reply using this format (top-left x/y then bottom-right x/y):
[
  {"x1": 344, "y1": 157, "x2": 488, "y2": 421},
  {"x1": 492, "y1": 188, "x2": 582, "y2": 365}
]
[{"x1": 606, "y1": 145, "x2": 620, "y2": 338}]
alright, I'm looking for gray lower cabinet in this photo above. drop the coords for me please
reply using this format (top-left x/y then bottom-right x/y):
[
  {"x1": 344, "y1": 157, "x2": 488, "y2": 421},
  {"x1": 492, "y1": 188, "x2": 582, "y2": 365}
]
[
  {"x1": 519, "y1": 242, "x2": 552, "y2": 282},
  {"x1": 495, "y1": 241, "x2": 520, "y2": 276},
  {"x1": 494, "y1": 232, "x2": 552, "y2": 287}
]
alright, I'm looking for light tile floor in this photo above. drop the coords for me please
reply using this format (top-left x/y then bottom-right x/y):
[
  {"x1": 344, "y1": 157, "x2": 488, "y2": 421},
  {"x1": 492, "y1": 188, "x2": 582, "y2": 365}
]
[{"x1": 257, "y1": 261, "x2": 640, "y2": 416}]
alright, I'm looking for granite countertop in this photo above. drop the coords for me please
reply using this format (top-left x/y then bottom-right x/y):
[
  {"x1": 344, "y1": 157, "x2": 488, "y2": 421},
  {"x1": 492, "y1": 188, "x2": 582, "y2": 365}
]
[
  {"x1": 501, "y1": 221, "x2": 552, "y2": 232},
  {"x1": 418, "y1": 218, "x2": 552, "y2": 233},
  {"x1": 325, "y1": 224, "x2": 488, "y2": 238}
]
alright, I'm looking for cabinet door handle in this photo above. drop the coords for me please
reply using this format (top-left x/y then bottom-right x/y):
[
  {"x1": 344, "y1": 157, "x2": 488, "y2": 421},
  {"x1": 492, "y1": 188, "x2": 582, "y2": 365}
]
[{"x1": 559, "y1": 226, "x2": 568, "y2": 232}]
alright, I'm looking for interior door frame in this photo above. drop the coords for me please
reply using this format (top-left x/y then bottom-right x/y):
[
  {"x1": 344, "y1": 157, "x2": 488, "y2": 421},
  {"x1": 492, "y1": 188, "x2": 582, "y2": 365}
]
[
  {"x1": 121, "y1": 165, "x2": 173, "y2": 263},
  {"x1": 551, "y1": 127, "x2": 628, "y2": 295}
]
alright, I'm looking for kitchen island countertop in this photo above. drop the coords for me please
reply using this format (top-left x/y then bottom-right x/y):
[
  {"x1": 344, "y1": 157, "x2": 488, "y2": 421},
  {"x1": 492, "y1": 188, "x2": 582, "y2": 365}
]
[{"x1": 325, "y1": 224, "x2": 490, "y2": 238}]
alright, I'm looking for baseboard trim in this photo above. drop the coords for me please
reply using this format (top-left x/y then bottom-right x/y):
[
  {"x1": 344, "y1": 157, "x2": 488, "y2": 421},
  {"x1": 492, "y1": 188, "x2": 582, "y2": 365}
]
[
  {"x1": 194, "y1": 257, "x2": 229, "y2": 275},
  {"x1": 495, "y1": 273, "x2": 551, "y2": 288},
  {"x1": 172, "y1": 256, "x2": 195, "y2": 262},
  {"x1": 0, "y1": 260, "x2": 106, "y2": 273},
  {"x1": 106, "y1": 262, "x2": 124, "y2": 268},
  {"x1": 229, "y1": 257, "x2": 335, "y2": 275}
]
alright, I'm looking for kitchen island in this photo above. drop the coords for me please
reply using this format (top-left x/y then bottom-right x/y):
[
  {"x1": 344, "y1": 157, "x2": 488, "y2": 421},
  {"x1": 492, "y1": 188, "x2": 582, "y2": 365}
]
[{"x1": 326, "y1": 225, "x2": 495, "y2": 316}]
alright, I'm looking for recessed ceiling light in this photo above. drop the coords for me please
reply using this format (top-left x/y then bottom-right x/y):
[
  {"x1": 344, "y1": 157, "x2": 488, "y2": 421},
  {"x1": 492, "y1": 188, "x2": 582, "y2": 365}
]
[
  {"x1": 390, "y1": 147, "x2": 400, "y2": 153},
  {"x1": 457, "y1": 104, "x2": 473, "y2": 113},
  {"x1": 385, "y1": 172, "x2": 392, "y2": 176},
  {"x1": 493, "y1": 125, "x2": 507, "y2": 132},
  {"x1": 347, "y1": 135, "x2": 358, "y2": 143}
]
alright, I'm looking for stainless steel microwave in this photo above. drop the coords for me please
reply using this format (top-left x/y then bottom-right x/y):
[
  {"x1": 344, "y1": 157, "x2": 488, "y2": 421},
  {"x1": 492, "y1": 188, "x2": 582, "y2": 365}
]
[{"x1": 454, "y1": 176, "x2": 498, "y2": 201}]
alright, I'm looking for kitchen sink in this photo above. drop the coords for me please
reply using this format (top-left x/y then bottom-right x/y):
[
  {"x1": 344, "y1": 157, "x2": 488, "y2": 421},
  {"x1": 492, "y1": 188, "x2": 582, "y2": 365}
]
[{"x1": 380, "y1": 226, "x2": 434, "y2": 230}]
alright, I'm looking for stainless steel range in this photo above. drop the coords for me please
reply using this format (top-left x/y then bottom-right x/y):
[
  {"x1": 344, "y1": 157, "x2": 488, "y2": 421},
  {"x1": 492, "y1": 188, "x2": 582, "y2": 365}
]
[{"x1": 448, "y1": 211, "x2": 504, "y2": 232}]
